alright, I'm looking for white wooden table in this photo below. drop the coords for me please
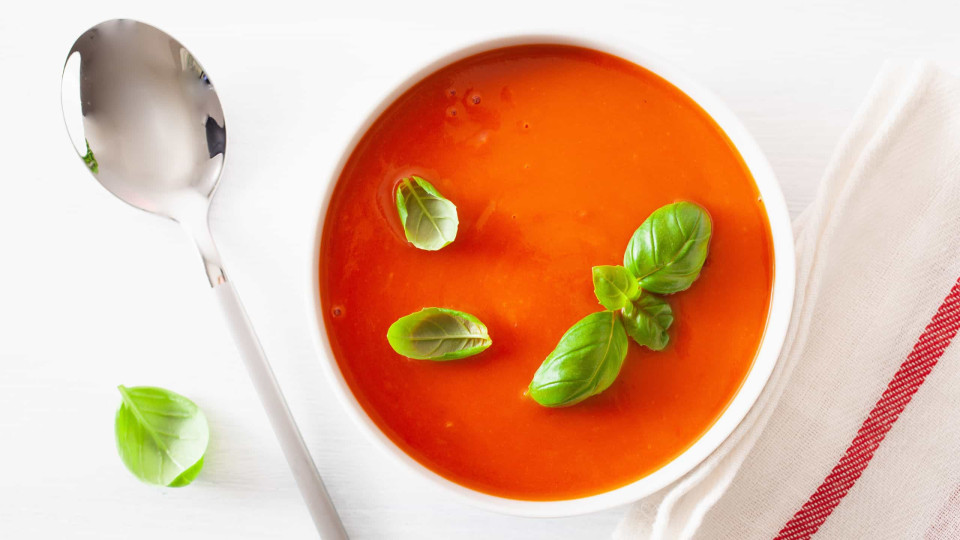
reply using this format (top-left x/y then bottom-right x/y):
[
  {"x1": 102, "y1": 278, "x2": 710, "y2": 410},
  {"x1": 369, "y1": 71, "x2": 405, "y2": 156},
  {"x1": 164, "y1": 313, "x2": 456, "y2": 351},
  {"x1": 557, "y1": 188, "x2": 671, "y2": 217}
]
[{"x1": 2, "y1": 0, "x2": 957, "y2": 537}]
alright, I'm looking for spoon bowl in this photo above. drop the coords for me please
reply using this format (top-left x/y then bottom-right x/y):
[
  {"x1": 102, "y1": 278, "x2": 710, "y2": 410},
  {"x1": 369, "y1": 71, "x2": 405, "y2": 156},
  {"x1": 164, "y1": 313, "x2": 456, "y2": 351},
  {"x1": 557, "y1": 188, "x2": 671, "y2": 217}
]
[{"x1": 62, "y1": 19, "x2": 227, "y2": 282}]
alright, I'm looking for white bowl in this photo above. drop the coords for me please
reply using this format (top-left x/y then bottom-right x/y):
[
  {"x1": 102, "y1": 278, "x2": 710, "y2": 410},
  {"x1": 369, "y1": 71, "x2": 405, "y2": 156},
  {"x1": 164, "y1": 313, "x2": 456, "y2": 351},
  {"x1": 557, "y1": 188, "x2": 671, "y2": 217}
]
[{"x1": 309, "y1": 35, "x2": 795, "y2": 517}]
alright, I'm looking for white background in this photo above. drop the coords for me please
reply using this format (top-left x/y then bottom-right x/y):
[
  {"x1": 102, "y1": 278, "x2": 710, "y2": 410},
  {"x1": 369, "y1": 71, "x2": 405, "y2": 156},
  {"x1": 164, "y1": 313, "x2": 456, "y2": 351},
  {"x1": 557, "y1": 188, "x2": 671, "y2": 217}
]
[{"x1": 1, "y1": 0, "x2": 956, "y2": 538}]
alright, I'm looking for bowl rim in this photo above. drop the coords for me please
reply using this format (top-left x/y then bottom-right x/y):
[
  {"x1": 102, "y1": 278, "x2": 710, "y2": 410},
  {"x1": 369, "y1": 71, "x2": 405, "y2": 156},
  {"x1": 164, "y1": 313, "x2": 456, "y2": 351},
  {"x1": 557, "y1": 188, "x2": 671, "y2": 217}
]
[{"x1": 307, "y1": 34, "x2": 796, "y2": 518}]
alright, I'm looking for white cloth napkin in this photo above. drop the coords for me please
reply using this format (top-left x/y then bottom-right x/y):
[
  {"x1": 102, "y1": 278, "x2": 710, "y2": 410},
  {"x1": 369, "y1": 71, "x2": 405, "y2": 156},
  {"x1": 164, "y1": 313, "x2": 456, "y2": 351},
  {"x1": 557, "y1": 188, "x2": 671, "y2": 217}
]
[{"x1": 616, "y1": 61, "x2": 960, "y2": 539}]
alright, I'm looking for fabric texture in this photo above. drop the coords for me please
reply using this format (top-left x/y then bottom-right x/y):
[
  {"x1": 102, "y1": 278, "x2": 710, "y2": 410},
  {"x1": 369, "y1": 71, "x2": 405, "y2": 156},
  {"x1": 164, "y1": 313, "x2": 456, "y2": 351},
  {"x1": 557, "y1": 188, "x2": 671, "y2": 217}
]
[{"x1": 616, "y1": 61, "x2": 960, "y2": 539}]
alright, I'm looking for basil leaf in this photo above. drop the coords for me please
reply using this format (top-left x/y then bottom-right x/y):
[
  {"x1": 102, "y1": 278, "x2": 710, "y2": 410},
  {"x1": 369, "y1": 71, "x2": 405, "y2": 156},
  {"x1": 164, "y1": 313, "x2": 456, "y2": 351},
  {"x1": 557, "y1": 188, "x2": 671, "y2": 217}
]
[
  {"x1": 622, "y1": 293, "x2": 674, "y2": 351},
  {"x1": 115, "y1": 385, "x2": 209, "y2": 487},
  {"x1": 387, "y1": 307, "x2": 491, "y2": 360},
  {"x1": 82, "y1": 140, "x2": 98, "y2": 174},
  {"x1": 592, "y1": 265, "x2": 640, "y2": 310},
  {"x1": 395, "y1": 176, "x2": 459, "y2": 251},
  {"x1": 528, "y1": 311, "x2": 629, "y2": 407},
  {"x1": 624, "y1": 201, "x2": 712, "y2": 294}
]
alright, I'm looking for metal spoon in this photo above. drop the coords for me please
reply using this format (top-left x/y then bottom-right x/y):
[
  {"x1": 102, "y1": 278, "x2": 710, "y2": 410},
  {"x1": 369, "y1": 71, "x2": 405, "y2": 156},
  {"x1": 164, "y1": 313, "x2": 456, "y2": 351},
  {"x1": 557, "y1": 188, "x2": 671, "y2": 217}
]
[{"x1": 60, "y1": 19, "x2": 347, "y2": 539}]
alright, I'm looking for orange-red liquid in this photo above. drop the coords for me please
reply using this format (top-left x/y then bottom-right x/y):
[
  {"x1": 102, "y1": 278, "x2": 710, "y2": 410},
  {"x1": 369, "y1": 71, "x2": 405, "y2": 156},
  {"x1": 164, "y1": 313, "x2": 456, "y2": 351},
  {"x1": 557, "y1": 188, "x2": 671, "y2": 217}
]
[{"x1": 320, "y1": 45, "x2": 773, "y2": 500}]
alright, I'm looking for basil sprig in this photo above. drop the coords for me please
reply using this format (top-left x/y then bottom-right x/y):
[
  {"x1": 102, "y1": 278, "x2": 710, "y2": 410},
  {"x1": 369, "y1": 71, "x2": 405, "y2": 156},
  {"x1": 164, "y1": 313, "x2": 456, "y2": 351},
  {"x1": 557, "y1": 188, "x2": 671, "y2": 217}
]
[
  {"x1": 395, "y1": 176, "x2": 459, "y2": 251},
  {"x1": 529, "y1": 201, "x2": 711, "y2": 407},
  {"x1": 387, "y1": 307, "x2": 492, "y2": 360}
]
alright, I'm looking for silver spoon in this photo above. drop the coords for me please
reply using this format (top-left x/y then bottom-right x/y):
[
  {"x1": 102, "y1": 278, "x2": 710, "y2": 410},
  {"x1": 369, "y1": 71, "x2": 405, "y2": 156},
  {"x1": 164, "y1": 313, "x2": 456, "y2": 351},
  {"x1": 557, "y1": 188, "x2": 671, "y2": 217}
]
[{"x1": 61, "y1": 19, "x2": 347, "y2": 539}]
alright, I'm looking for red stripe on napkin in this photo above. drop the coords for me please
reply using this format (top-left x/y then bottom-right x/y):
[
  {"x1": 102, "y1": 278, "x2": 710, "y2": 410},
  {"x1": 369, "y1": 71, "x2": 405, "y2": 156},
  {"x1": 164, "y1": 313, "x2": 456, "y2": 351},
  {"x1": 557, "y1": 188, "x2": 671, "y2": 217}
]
[{"x1": 775, "y1": 277, "x2": 960, "y2": 540}]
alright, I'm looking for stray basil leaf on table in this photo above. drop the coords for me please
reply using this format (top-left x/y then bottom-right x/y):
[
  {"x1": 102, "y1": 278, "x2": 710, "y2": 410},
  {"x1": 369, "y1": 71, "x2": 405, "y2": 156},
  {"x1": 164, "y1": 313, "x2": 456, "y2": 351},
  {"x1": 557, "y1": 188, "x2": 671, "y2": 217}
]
[{"x1": 114, "y1": 385, "x2": 209, "y2": 487}]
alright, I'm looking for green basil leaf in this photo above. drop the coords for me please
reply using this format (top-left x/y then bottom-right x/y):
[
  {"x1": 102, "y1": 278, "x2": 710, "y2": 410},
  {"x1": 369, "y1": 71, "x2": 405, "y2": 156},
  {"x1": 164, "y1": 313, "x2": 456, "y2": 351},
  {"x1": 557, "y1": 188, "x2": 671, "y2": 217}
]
[
  {"x1": 622, "y1": 293, "x2": 674, "y2": 351},
  {"x1": 623, "y1": 201, "x2": 712, "y2": 294},
  {"x1": 387, "y1": 307, "x2": 491, "y2": 360},
  {"x1": 115, "y1": 385, "x2": 209, "y2": 487},
  {"x1": 82, "y1": 140, "x2": 99, "y2": 174},
  {"x1": 395, "y1": 176, "x2": 458, "y2": 251},
  {"x1": 592, "y1": 265, "x2": 640, "y2": 310},
  {"x1": 528, "y1": 311, "x2": 629, "y2": 407}
]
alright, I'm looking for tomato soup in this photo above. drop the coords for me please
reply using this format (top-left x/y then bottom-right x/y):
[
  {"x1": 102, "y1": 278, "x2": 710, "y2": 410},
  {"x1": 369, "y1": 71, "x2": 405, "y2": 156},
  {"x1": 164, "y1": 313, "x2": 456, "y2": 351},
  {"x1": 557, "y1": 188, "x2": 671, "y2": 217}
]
[{"x1": 319, "y1": 45, "x2": 773, "y2": 500}]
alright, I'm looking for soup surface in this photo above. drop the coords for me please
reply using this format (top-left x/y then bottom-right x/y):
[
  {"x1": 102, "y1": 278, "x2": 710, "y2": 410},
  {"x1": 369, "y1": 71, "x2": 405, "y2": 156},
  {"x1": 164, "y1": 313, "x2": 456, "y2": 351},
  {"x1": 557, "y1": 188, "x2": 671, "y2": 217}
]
[{"x1": 320, "y1": 44, "x2": 773, "y2": 500}]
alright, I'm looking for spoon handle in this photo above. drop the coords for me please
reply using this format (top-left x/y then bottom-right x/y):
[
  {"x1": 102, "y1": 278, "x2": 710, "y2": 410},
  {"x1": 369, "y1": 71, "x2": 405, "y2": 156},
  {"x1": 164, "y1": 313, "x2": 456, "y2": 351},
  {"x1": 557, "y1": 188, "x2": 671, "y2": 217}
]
[{"x1": 214, "y1": 280, "x2": 348, "y2": 539}]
